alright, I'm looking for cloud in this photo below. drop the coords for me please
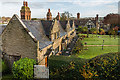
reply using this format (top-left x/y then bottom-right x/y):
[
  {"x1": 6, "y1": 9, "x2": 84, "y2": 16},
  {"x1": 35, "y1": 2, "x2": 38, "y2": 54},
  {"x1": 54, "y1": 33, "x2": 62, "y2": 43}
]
[
  {"x1": 72, "y1": 0, "x2": 118, "y2": 7},
  {"x1": 0, "y1": 0, "x2": 119, "y2": 18}
]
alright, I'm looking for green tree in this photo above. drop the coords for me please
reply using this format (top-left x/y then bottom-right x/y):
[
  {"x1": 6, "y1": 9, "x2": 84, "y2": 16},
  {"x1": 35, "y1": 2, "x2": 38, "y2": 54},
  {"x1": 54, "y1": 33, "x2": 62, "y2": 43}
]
[
  {"x1": 90, "y1": 28, "x2": 97, "y2": 37},
  {"x1": 83, "y1": 27, "x2": 89, "y2": 37},
  {"x1": 60, "y1": 11, "x2": 72, "y2": 20},
  {"x1": 78, "y1": 26, "x2": 83, "y2": 33},
  {"x1": 12, "y1": 58, "x2": 36, "y2": 79},
  {"x1": 113, "y1": 26, "x2": 119, "y2": 39},
  {"x1": 99, "y1": 29, "x2": 105, "y2": 35},
  {"x1": 108, "y1": 29, "x2": 113, "y2": 37}
]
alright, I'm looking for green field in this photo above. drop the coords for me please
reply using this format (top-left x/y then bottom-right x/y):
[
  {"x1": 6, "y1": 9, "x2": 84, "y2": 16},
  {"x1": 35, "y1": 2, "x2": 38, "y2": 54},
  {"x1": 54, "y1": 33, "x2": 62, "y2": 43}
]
[
  {"x1": 77, "y1": 46, "x2": 118, "y2": 59},
  {"x1": 76, "y1": 34, "x2": 119, "y2": 59},
  {"x1": 79, "y1": 34, "x2": 119, "y2": 45}
]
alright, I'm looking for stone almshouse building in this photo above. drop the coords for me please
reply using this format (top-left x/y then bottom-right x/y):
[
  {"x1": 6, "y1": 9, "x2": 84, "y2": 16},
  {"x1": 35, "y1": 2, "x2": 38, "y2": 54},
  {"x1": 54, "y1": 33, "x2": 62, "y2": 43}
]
[{"x1": 2, "y1": 1, "x2": 76, "y2": 69}]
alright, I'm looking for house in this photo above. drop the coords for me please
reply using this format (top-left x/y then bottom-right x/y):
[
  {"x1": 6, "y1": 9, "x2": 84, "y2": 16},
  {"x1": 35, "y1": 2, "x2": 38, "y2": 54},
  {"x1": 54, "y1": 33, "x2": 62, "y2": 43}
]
[
  {"x1": 74, "y1": 13, "x2": 98, "y2": 30},
  {"x1": 1, "y1": 1, "x2": 76, "y2": 70}
]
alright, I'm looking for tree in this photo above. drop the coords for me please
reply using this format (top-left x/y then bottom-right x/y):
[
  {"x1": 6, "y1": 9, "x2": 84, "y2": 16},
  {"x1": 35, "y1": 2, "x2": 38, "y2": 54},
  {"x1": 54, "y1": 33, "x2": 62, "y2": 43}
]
[
  {"x1": 82, "y1": 27, "x2": 89, "y2": 37},
  {"x1": 90, "y1": 28, "x2": 97, "y2": 37},
  {"x1": 108, "y1": 29, "x2": 113, "y2": 37},
  {"x1": 99, "y1": 29, "x2": 105, "y2": 35},
  {"x1": 60, "y1": 11, "x2": 72, "y2": 20},
  {"x1": 112, "y1": 26, "x2": 119, "y2": 39},
  {"x1": 78, "y1": 26, "x2": 83, "y2": 33}
]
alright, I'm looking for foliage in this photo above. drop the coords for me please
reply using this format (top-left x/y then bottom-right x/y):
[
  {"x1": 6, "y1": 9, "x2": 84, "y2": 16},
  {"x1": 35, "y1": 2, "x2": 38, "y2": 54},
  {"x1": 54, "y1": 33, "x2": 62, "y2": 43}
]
[
  {"x1": 90, "y1": 28, "x2": 97, "y2": 34},
  {"x1": 60, "y1": 11, "x2": 72, "y2": 20},
  {"x1": 108, "y1": 26, "x2": 119, "y2": 38},
  {"x1": 12, "y1": 58, "x2": 36, "y2": 80},
  {"x1": 31, "y1": 18, "x2": 38, "y2": 20},
  {"x1": 72, "y1": 39, "x2": 83, "y2": 54},
  {"x1": 82, "y1": 27, "x2": 88, "y2": 33},
  {"x1": 49, "y1": 61, "x2": 84, "y2": 79},
  {"x1": 108, "y1": 29, "x2": 113, "y2": 36},
  {"x1": 80, "y1": 52, "x2": 120, "y2": 79},
  {"x1": 49, "y1": 55, "x2": 87, "y2": 79},
  {"x1": 2, "y1": 60, "x2": 9, "y2": 74},
  {"x1": 49, "y1": 52, "x2": 120, "y2": 79},
  {"x1": 78, "y1": 26, "x2": 83, "y2": 33},
  {"x1": 99, "y1": 28, "x2": 105, "y2": 35}
]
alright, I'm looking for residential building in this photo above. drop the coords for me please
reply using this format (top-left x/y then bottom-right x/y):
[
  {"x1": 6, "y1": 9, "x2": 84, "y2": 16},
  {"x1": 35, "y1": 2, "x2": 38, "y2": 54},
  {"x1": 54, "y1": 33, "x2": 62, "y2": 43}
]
[{"x1": 2, "y1": 1, "x2": 76, "y2": 70}]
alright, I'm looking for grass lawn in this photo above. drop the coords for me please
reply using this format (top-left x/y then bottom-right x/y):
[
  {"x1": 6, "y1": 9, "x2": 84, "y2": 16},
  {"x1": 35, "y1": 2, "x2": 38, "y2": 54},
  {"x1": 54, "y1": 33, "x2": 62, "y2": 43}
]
[
  {"x1": 77, "y1": 46, "x2": 118, "y2": 59},
  {"x1": 79, "y1": 34, "x2": 119, "y2": 45}
]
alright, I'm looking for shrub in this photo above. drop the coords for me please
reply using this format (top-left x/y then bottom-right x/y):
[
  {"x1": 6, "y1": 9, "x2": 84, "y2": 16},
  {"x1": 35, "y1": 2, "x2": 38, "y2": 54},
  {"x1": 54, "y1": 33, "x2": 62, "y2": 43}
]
[
  {"x1": 50, "y1": 61, "x2": 84, "y2": 79},
  {"x1": 2, "y1": 60, "x2": 9, "y2": 74},
  {"x1": 80, "y1": 53, "x2": 120, "y2": 79},
  {"x1": 12, "y1": 58, "x2": 36, "y2": 79}
]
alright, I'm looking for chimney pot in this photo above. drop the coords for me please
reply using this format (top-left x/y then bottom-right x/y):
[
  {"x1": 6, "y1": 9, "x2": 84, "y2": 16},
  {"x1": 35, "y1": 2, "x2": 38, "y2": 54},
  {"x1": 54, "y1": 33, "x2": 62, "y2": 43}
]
[
  {"x1": 77, "y1": 13, "x2": 80, "y2": 19},
  {"x1": 48, "y1": 9, "x2": 50, "y2": 12},
  {"x1": 23, "y1": 1, "x2": 26, "y2": 6},
  {"x1": 26, "y1": 2, "x2": 28, "y2": 7}
]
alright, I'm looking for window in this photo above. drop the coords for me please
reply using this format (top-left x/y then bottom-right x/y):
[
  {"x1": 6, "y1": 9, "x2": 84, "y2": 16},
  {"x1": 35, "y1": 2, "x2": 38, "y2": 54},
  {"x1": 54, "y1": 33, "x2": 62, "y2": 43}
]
[
  {"x1": 53, "y1": 34, "x2": 55, "y2": 40},
  {"x1": 53, "y1": 32, "x2": 60, "y2": 40},
  {"x1": 57, "y1": 32, "x2": 59, "y2": 38}
]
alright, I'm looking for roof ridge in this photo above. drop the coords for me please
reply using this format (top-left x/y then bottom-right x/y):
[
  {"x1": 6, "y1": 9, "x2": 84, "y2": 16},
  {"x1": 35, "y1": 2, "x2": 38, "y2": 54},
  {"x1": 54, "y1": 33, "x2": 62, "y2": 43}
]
[{"x1": 13, "y1": 14, "x2": 37, "y2": 42}]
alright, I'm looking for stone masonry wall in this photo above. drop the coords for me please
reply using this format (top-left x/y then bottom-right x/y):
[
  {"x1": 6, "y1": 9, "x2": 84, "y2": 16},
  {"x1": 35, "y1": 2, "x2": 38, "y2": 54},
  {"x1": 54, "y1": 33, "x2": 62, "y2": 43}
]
[{"x1": 2, "y1": 16, "x2": 37, "y2": 69}]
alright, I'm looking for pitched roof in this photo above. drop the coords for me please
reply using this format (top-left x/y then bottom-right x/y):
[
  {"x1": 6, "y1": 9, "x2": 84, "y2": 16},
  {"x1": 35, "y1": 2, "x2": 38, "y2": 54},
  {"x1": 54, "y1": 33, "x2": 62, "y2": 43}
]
[
  {"x1": 60, "y1": 20, "x2": 74, "y2": 32},
  {"x1": 57, "y1": 21, "x2": 66, "y2": 37},
  {"x1": 59, "y1": 21, "x2": 68, "y2": 30},
  {"x1": 22, "y1": 20, "x2": 52, "y2": 49},
  {"x1": 41, "y1": 20, "x2": 53, "y2": 36},
  {"x1": 74, "y1": 19, "x2": 96, "y2": 27},
  {"x1": 70, "y1": 20, "x2": 73, "y2": 27},
  {"x1": 0, "y1": 24, "x2": 6, "y2": 35}
]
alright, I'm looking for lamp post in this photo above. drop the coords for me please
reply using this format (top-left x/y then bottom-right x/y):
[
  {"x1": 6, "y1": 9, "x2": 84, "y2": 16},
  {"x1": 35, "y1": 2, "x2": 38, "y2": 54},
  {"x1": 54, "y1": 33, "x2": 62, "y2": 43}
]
[
  {"x1": 102, "y1": 39, "x2": 104, "y2": 50},
  {"x1": 102, "y1": 45, "x2": 103, "y2": 50}
]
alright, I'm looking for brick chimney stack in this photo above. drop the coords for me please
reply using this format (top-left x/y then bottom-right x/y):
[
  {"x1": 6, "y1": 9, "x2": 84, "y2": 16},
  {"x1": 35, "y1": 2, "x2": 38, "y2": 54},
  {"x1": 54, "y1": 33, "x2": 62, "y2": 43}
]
[
  {"x1": 20, "y1": 1, "x2": 31, "y2": 20},
  {"x1": 47, "y1": 8, "x2": 52, "y2": 20},
  {"x1": 96, "y1": 14, "x2": 99, "y2": 34},
  {"x1": 48, "y1": 9, "x2": 50, "y2": 12},
  {"x1": 56, "y1": 12, "x2": 60, "y2": 20},
  {"x1": 77, "y1": 13, "x2": 80, "y2": 19},
  {"x1": 23, "y1": 1, "x2": 26, "y2": 6},
  {"x1": 26, "y1": 2, "x2": 28, "y2": 7},
  {"x1": 96, "y1": 14, "x2": 99, "y2": 21}
]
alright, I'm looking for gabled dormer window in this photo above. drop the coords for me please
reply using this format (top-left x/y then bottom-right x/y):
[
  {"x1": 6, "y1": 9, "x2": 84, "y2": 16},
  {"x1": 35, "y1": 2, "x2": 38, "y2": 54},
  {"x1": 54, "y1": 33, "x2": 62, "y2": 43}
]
[
  {"x1": 53, "y1": 33, "x2": 55, "y2": 40},
  {"x1": 52, "y1": 31, "x2": 60, "y2": 41},
  {"x1": 57, "y1": 32, "x2": 60, "y2": 38}
]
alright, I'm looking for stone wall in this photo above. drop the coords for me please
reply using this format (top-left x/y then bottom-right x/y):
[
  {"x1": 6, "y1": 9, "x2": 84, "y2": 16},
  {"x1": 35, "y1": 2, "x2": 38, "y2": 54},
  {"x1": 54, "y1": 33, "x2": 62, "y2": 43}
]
[{"x1": 2, "y1": 15, "x2": 37, "y2": 70}]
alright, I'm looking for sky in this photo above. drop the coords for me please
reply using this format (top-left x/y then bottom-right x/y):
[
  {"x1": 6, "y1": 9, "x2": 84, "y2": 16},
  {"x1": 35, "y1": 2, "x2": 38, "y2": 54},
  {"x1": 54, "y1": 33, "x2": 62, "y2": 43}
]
[{"x1": 0, "y1": 0, "x2": 120, "y2": 18}]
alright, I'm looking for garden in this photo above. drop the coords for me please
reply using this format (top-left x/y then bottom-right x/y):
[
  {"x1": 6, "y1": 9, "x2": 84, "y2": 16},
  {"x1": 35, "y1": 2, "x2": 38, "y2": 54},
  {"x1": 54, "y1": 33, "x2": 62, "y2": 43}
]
[
  {"x1": 49, "y1": 33, "x2": 120, "y2": 79},
  {"x1": 75, "y1": 34, "x2": 119, "y2": 59},
  {"x1": 1, "y1": 32, "x2": 120, "y2": 79}
]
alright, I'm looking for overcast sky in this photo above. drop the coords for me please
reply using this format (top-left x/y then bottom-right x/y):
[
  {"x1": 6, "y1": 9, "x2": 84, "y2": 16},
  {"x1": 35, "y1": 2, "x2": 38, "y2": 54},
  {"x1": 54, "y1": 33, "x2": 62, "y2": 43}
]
[{"x1": 0, "y1": 0, "x2": 119, "y2": 18}]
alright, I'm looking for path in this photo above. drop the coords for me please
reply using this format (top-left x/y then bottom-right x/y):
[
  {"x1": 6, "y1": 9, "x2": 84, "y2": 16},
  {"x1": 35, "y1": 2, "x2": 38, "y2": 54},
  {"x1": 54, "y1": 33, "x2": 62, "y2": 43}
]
[{"x1": 84, "y1": 45, "x2": 120, "y2": 46}]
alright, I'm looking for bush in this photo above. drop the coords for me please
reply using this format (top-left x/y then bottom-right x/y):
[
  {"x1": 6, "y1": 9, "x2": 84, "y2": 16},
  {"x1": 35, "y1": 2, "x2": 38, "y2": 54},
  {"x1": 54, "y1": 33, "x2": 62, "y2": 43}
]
[
  {"x1": 80, "y1": 53, "x2": 120, "y2": 79},
  {"x1": 50, "y1": 61, "x2": 84, "y2": 79},
  {"x1": 2, "y1": 60, "x2": 9, "y2": 74},
  {"x1": 12, "y1": 58, "x2": 36, "y2": 79}
]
